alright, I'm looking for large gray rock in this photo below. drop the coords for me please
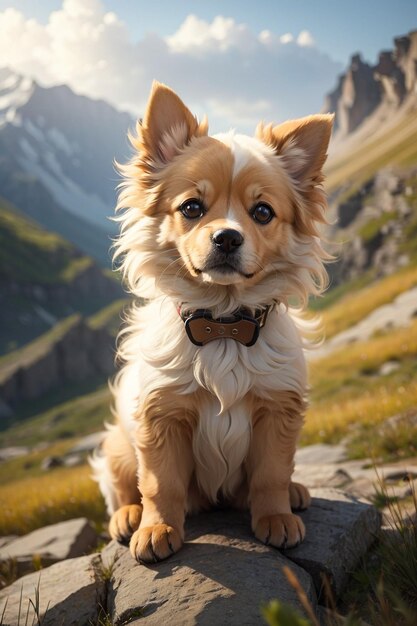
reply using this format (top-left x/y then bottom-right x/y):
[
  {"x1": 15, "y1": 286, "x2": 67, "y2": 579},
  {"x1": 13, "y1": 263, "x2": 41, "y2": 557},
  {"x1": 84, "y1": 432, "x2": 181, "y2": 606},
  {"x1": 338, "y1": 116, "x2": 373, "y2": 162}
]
[
  {"x1": 295, "y1": 444, "x2": 347, "y2": 465},
  {"x1": 0, "y1": 553, "x2": 105, "y2": 626},
  {"x1": 102, "y1": 510, "x2": 317, "y2": 626},
  {"x1": 286, "y1": 489, "x2": 381, "y2": 598},
  {"x1": 102, "y1": 491, "x2": 380, "y2": 625},
  {"x1": 0, "y1": 518, "x2": 97, "y2": 574}
]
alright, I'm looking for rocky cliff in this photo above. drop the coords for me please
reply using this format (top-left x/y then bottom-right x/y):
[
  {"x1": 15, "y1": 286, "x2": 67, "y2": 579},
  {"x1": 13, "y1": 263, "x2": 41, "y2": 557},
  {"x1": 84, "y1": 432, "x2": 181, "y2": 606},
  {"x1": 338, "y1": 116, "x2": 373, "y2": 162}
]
[
  {"x1": 324, "y1": 30, "x2": 417, "y2": 140},
  {"x1": 0, "y1": 315, "x2": 114, "y2": 418},
  {"x1": 0, "y1": 195, "x2": 122, "y2": 354}
]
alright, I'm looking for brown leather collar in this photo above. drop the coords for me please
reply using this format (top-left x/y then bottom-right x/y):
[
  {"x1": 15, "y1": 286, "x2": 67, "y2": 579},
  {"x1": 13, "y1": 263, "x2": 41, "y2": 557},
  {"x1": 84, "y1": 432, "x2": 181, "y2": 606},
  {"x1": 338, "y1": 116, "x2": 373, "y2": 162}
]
[{"x1": 178, "y1": 305, "x2": 272, "y2": 347}]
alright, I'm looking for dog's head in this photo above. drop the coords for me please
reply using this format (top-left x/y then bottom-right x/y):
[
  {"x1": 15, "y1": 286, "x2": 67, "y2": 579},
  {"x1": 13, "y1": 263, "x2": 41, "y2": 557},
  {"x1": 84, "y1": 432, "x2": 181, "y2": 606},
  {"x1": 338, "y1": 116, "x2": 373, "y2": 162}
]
[{"x1": 116, "y1": 82, "x2": 333, "y2": 310}]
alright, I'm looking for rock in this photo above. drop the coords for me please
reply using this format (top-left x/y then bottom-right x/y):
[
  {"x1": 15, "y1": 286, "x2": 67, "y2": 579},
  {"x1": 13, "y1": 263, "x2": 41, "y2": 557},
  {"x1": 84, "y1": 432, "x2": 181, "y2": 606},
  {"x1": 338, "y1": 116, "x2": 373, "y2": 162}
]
[
  {"x1": 0, "y1": 536, "x2": 18, "y2": 549},
  {"x1": 103, "y1": 509, "x2": 318, "y2": 626},
  {"x1": 62, "y1": 453, "x2": 83, "y2": 467},
  {"x1": 378, "y1": 360, "x2": 400, "y2": 376},
  {"x1": 293, "y1": 464, "x2": 352, "y2": 489},
  {"x1": 41, "y1": 455, "x2": 63, "y2": 470},
  {"x1": 295, "y1": 444, "x2": 347, "y2": 465},
  {"x1": 0, "y1": 446, "x2": 29, "y2": 462},
  {"x1": 0, "y1": 316, "x2": 115, "y2": 409},
  {"x1": 344, "y1": 476, "x2": 377, "y2": 500},
  {"x1": 69, "y1": 430, "x2": 107, "y2": 454},
  {"x1": 0, "y1": 553, "x2": 105, "y2": 626},
  {"x1": 0, "y1": 518, "x2": 97, "y2": 574},
  {"x1": 0, "y1": 399, "x2": 13, "y2": 420},
  {"x1": 102, "y1": 492, "x2": 381, "y2": 624},
  {"x1": 285, "y1": 489, "x2": 381, "y2": 598}
]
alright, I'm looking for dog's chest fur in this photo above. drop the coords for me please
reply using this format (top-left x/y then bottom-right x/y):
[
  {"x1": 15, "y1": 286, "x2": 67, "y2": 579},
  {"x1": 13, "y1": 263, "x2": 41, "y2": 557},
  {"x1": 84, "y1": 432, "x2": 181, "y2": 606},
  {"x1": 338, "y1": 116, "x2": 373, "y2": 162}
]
[{"x1": 116, "y1": 298, "x2": 307, "y2": 501}]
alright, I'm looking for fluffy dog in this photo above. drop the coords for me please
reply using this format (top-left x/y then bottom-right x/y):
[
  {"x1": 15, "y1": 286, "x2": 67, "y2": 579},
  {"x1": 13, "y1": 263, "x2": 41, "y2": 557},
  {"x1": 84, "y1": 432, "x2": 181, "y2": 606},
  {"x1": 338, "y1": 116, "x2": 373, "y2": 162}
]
[{"x1": 92, "y1": 81, "x2": 333, "y2": 563}]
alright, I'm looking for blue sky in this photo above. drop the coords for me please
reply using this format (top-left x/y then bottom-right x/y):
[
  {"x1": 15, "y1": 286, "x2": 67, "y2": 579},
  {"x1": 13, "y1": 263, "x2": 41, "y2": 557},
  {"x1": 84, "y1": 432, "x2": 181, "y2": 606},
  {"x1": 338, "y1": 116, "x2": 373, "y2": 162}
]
[
  {"x1": 3, "y1": 0, "x2": 416, "y2": 63},
  {"x1": 0, "y1": 1, "x2": 416, "y2": 131}
]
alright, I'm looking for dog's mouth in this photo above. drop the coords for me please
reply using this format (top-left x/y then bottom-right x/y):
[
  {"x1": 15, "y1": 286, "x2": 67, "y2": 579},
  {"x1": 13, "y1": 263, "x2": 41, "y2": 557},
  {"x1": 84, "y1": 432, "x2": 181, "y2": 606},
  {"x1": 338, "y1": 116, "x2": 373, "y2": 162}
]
[{"x1": 191, "y1": 260, "x2": 256, "y2": 281}]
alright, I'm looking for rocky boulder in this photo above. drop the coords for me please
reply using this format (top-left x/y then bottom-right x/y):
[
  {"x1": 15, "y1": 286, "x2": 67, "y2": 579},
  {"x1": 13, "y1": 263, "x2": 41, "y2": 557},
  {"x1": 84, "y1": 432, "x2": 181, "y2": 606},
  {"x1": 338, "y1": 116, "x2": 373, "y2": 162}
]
[
  {"x1": 0, "y1": 554, "x2": 105, "y2": 626},
  {"x1": 0, "y1": 518, "x2": 97, "y2": 575}
]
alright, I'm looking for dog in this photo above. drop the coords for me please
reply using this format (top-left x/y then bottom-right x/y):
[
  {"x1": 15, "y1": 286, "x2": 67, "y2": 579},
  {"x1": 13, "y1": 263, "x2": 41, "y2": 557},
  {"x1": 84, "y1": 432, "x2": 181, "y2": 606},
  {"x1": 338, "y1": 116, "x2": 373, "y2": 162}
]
[{"x1": 92, "y1": 81, "x2": 333, "y2": 563}]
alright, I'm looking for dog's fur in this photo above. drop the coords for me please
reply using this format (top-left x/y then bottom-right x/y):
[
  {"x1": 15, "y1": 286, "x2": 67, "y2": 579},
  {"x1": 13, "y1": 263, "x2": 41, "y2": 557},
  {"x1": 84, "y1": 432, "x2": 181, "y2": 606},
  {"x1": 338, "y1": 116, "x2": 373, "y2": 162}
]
[{"x1": 91, "y1": 82, "x2": 333, "y2": 563}]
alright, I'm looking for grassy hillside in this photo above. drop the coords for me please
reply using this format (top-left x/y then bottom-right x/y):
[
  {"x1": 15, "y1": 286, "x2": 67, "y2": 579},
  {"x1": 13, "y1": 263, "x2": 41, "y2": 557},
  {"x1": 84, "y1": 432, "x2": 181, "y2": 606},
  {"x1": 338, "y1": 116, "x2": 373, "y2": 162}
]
[
  {"x1": 0, "y1": 199, "x2": 94, "y2": 285},
  {"x1": 326, "y1": 111, "x2": 417, "y2": 196},
  {"x1": 0, "y1": 196, "x2": 121, "y2": 353}
]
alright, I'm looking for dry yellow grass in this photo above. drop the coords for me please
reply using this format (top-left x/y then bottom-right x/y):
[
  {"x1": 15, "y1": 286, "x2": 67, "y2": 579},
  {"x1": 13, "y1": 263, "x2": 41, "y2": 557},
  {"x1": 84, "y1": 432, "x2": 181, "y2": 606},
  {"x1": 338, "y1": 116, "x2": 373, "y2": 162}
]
[
  {"x1": 0, "y1": 464, "x2": 105, "y2": 535},
  {"x1": 304, "y1": 317, "x2": 417, "y2": 444},
  {"x1": 320, "y1": 265, "x2": 417, "y2": 339}
]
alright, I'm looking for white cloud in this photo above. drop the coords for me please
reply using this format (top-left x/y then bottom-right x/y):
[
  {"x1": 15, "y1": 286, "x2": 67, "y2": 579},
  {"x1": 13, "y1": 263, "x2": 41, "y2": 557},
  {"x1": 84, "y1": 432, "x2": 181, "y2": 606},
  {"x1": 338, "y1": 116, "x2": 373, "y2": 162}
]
[
  {"x1": 0, "y1": 1, "x2": 341, "y2": 132},
  {"x1": 297, "y1": 30, "x2": 315, "y2": 47}
]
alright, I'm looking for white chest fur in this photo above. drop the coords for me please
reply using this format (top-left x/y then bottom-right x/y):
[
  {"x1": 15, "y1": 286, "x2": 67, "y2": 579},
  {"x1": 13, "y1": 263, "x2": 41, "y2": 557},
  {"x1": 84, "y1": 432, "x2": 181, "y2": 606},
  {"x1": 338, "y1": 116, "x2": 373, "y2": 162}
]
[
  {"x1": 193, "y1": 396, "x2": 252, "y2": 502},
  {"x1": 115, "y1": 299, "x2": 307, "y2": 500}
]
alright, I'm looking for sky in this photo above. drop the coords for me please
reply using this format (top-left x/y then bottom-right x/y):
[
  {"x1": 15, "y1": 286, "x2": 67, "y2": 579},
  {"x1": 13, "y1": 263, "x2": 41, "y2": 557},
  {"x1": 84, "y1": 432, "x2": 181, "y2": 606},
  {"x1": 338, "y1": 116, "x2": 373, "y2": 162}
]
[{"x1": 0, "y1": 0, "x2": 416, "y2": 132}]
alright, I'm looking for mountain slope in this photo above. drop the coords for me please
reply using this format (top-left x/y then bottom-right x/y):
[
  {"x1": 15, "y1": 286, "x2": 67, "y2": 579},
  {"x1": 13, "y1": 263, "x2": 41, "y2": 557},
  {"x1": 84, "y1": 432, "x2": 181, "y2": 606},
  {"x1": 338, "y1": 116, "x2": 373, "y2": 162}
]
[
  {"x1": 0, "y1": 195, "x2": 122, "y2": 354},
  {"x1": 321, "y1": 30, "x2": 417, "y2": 288},
  {"x1": 0, "y1": 68, "x2": 134, "y2": 263}
]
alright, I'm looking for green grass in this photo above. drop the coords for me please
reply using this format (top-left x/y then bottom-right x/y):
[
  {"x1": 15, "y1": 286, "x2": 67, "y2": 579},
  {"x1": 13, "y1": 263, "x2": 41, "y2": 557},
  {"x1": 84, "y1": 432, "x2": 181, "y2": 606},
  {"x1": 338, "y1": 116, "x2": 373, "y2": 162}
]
[
  {"x1": 88, "y1": 298, "x2": 130, "y2": 336},
  {"x1": 358, "y1": 210, "x2": 397, "y2": 242},
  {"x1": 0, "y1": 314, "x2": 81, "y2": 373},
  {"x1": 348, "y1": 411, "x2": 417, "y2": 461},
  {"x1": 309, "y1": 272, "x2": 373, "y2": 313},
  {"x1": 0, "y1": 196, "x2": 123, "y2": 355},
  {"x1": 0, "y1": 384, "x2": 111, "y2": 447},
  {"x1": 0, "y1": 197, "x2": 92, "y2": 285}
]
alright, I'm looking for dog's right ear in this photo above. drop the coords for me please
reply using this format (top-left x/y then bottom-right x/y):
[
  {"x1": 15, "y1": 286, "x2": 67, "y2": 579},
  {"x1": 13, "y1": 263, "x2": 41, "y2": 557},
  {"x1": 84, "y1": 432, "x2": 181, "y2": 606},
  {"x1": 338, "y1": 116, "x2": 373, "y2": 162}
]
[{"x1": 138, "y1": 81, "x2": 208, "y2": 174}]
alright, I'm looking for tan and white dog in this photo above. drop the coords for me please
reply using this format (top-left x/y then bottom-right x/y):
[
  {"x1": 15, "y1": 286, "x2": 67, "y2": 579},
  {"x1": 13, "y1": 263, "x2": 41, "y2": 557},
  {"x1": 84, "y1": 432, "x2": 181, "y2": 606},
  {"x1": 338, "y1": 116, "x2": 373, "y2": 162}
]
[{"x1": 92, "y1": 82, "x2": 333, "y2": 563}]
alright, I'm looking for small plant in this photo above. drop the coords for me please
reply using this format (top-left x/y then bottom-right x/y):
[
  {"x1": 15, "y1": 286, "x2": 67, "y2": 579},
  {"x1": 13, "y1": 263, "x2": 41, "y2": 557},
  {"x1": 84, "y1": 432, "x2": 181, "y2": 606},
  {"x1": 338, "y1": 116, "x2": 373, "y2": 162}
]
[
  {"x1": 0, "y1": 558, "x2": 18, "y2": 589},
  {"x1": 91, "y1": 604, "x2": 114, "y2": 626},
  {"x1": 377, "y1": 479, "x2": 417, "y2": 611},
  {"x1": 262, "y1": 599, "x2": 311, "y2": 626},
  {"x1": 0, "y1": 575, "x2": 50, "y2": 626}
]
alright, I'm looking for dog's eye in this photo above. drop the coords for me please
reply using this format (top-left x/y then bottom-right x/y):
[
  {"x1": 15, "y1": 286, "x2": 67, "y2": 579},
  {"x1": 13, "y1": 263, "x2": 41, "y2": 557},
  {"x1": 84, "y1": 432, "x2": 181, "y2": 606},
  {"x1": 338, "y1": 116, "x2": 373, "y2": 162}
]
[
  {"x1": 179, "y1": 199, "x2": 206, "y2": 220},
  {"x1": 250, "y1": 203, "x2": 275, "y2": 225}
]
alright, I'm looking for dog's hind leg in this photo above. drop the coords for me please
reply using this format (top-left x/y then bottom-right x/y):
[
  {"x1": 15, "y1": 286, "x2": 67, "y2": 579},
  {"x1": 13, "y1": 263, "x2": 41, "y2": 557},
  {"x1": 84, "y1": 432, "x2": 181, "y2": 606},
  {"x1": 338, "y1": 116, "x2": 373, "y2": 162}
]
[{"x1": 93, "y1": 424, "x2": 143, "y2": 543}]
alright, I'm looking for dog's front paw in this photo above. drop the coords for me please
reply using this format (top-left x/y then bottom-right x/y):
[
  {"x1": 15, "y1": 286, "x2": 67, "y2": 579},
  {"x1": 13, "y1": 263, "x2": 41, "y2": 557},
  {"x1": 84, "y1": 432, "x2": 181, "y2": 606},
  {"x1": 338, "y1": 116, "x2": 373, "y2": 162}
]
[
  {"x1": 109, "y1": 504, "x2": 143, "y2": 543},
  {"x1": 254, "y1": 513, "x2": 305, "y2": 549},
  {"x1": 130, "y1": 524, "x2": 183, "y2": 563},
  {"x1": 289, "y1": 481, "x2": 311, "y2": 511}
]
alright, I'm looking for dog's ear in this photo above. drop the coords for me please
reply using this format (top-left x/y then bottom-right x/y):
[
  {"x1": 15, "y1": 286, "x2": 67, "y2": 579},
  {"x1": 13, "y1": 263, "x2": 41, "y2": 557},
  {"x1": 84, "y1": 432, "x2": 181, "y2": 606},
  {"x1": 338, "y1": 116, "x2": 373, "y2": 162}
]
[
  {"x1": 256, "y1": 114, "x2": 334, "y2": 186},
  {"x1": 256, "y1": 114, "x2": 334, "y2": 235},
  {"x1": 139, "y1": 81, "x2": 208, "y2": 172}
]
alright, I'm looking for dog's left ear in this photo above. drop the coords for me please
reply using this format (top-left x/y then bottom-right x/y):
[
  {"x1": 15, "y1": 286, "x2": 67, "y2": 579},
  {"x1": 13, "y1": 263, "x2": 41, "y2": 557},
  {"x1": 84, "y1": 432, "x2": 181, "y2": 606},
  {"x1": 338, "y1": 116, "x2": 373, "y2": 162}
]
[
  {"x1": 139, "y1": 81, "x2": 208, "y2": 173},
  {"x1": 256, "y1": 114, "x2": 334, "y2": 187},
  {"x1": 257, "y1": 114, "x2": 334, "y2": 234}
]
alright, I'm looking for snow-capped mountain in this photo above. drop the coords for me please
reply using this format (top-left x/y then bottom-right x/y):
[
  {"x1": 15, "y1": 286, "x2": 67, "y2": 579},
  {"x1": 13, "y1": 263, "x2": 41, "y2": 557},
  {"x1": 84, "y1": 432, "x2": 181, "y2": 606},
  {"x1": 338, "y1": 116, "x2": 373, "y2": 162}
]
[{"x1": 0, "y1": 68, "x2": 134, "y2": 262}]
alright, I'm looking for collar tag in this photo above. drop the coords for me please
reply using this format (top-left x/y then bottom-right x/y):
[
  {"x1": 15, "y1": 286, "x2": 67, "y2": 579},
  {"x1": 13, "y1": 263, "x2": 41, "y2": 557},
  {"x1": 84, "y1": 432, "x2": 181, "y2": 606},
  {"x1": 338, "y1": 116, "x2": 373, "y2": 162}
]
[{"x1": 179, "y1": 306, "x2": 272, "y2": 347}]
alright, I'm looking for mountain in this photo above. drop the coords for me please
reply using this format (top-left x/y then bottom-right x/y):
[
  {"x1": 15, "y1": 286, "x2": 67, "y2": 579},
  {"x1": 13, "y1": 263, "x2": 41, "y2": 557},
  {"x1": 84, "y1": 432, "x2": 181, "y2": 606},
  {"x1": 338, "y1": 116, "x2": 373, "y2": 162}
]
[
  {"x1": 324, "y1": 30, "x2": 417, "y2": 150},
  {"x1": 321, "y1": 30, "x2": 417, "y2": 289},
  {"x1": 0, "y1": 68, "x2": 134, "y2": 264},
  {"x1": 0, "y1": 195, "x2": 122, "y2": 355}
]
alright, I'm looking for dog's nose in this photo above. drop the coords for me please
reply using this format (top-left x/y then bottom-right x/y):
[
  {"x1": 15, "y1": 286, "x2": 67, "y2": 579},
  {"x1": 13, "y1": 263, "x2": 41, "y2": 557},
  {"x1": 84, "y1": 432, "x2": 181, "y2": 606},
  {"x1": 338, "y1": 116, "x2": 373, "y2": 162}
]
[{"x1": 212, "y1": 229, "x2": 244, "y2": 254}]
